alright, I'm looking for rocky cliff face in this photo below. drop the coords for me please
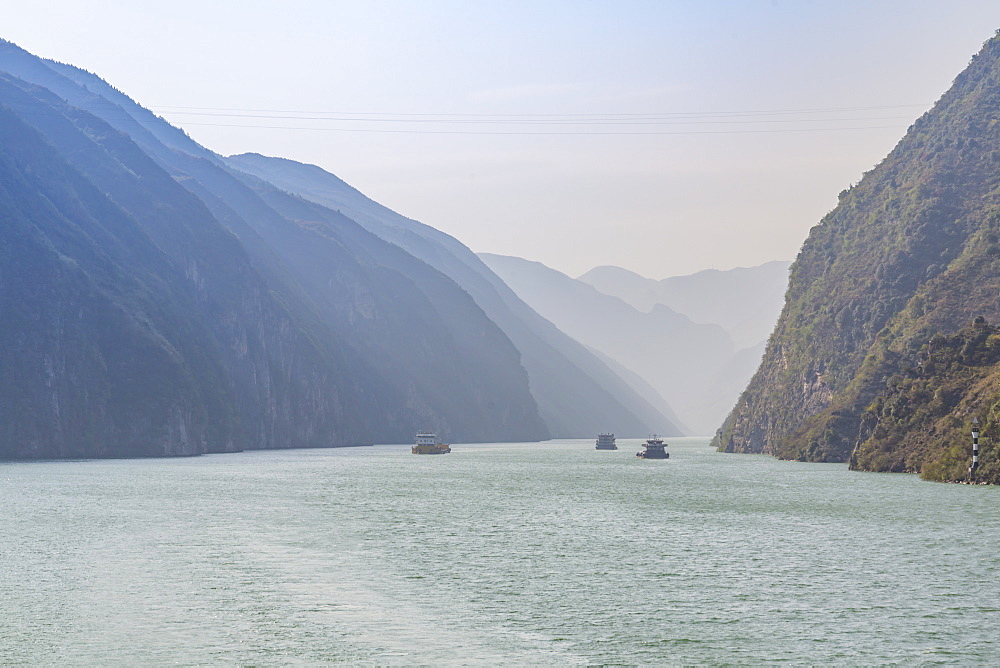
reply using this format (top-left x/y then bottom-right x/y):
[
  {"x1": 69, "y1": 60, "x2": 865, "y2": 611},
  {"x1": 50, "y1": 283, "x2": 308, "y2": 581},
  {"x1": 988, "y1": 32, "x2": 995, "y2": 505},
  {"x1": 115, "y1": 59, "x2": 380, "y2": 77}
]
[{"x1": 717, "y1": 32, "x2": 1000, "y2": 482}]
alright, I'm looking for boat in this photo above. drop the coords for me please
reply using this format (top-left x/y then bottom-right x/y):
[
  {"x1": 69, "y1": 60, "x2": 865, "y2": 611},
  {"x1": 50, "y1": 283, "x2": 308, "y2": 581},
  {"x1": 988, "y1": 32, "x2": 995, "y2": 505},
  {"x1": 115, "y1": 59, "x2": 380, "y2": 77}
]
[
  {"x1": 595, "y1": 433, "x2": 617, "y2": 450},
  {"x1": 412, "y1": 431, "x2": 451, "y2": 455},
  {"x1": 636, "y1": 435, "x2": 669, "y2": 459}
]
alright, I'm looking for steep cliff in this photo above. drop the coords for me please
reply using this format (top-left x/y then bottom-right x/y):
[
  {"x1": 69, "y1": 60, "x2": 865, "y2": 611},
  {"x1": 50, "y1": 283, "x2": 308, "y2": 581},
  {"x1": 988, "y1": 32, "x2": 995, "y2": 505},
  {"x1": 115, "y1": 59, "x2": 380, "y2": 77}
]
[
  {"x1": 224, "y1": 153, "x2": 678, "y2": 437},
  {"x1": 717, "y1": 32, "x2": 1000, "y2": 482},
  {"x1": 0, "y1": 38, "x2": 550, "y2": 456},
  {"x1": 850, "y1": 319, "x2": 1000, "y2": 482},
  {"x1": 0, "y1": 81, "x2": 380, "y2": 457}
]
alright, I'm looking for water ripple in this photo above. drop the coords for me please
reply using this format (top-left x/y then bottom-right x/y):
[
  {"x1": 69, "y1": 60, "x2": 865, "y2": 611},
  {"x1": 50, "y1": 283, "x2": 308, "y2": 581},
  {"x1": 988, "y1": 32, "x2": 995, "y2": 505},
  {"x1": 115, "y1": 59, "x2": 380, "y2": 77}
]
[{"x1": 1, "y1": 438, "x2": 999, "y2": 664}]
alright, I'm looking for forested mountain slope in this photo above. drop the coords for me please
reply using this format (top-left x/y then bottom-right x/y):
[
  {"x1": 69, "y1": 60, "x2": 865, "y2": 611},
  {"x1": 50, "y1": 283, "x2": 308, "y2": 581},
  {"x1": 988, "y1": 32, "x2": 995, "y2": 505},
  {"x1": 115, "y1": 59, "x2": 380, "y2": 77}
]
[
  {"x1": 0, "y1": 38, "x2": 550, "y2": 455},
  {"x1": 225, "y1": 153, "x2": 680, "y2": 437},
  {"x1": 0, "y1": 74, "x2": 384, "y2": 456},
  {"x1": 1, "y1": 37, "x2": 673, "y2": 440},
  {"x1": 717, "y1": 32, "x2": 1000, "y2": 483}
]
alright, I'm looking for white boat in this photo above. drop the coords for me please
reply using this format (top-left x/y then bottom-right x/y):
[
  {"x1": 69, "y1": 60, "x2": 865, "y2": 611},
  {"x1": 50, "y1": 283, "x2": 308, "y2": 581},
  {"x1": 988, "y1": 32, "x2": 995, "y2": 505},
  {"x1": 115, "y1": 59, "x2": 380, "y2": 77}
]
[{"x1": 595, "y1": 433, "x2": 617, "y2": 450}]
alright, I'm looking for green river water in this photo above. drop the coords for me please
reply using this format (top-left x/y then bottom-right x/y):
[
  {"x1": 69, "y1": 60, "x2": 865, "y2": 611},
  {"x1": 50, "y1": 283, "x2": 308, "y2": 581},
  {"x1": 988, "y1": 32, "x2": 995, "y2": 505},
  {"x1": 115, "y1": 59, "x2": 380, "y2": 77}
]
[{"x1": 1, "y1": 437, "x2": 998, "y2": 664}]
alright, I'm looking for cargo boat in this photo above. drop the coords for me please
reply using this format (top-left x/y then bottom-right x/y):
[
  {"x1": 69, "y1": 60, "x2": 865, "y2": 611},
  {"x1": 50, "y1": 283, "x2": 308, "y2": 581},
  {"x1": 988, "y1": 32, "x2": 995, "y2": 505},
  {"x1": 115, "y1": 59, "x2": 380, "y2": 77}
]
[
  {"x1": 412, "y1": 432, "x2": 451, "y2": 455},
  {"x1": 595, "y1": 433, "x2": 617, "y2": 450},
  {"x1": 636, "y1": 435, "x2": 669, "y2": 459}
]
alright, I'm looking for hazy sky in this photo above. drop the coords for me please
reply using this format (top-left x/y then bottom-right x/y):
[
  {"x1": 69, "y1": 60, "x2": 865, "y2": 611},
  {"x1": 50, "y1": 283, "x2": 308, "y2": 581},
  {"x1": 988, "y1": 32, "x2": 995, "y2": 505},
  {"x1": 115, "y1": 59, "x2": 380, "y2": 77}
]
[{"x1": 5, "y1": 1, "x2": 1000, "y2": 278}]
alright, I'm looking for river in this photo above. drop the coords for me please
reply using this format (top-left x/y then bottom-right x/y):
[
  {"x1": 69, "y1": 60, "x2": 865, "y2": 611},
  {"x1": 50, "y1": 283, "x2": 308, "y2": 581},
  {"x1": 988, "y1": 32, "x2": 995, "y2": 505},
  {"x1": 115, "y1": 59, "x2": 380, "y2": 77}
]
[{"x1": 1, "y1": 438, "x2": 997, "y2": 664}]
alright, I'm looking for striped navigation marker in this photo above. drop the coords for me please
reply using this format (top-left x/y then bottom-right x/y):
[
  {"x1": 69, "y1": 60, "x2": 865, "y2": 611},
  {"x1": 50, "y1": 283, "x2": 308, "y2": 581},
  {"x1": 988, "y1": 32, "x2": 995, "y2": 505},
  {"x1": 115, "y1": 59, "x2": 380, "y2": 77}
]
[{"x1": 970, "y1": 417, "x2": 980, "y2": 480}]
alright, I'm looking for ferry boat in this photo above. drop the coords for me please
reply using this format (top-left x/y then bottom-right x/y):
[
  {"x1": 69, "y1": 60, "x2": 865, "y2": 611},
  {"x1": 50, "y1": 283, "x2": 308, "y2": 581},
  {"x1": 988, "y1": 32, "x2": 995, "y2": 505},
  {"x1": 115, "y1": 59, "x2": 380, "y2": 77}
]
[
  {"x1": 412, "y1": 432, "x2": 451, "y2": 455},
  {"x1": 636, "y1": 435, "x2": 669, "y2": 459},
  {"x1": 595, "y1": 433, "x2": 617, "y2": 450}
]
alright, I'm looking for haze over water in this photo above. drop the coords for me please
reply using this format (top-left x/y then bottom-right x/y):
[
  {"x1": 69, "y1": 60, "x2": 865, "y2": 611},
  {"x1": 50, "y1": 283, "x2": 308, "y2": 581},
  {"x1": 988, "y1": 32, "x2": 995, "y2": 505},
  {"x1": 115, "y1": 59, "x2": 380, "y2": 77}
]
[{"x1": 2, "y1": 439, "x2": 998, "y2": 664}]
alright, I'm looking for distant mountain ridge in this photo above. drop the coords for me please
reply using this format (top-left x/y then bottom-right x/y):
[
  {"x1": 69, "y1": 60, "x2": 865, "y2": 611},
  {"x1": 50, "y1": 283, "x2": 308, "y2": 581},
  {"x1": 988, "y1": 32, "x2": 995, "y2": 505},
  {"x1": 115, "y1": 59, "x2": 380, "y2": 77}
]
[
  {"x1": 481, "y1": 254, "x2": 789, "y2": 434},
  {"x1": 579, "y1": 261, "x2": 791, "y2": 349}
]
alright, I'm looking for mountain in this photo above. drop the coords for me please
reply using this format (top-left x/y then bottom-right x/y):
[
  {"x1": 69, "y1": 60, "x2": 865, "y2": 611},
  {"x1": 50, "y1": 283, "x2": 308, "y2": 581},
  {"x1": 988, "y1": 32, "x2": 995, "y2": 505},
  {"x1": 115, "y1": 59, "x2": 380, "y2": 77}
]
[
  {"x1": 224, "y1": 153, "x2": 679, "y2": 437},
  {"x1": 579, "y1": 261, "x2": 791, "y2": 349},
  {"x1": 0, "y1": 38, "x2": 551, "y2": 455},
  {"x1": 480, "y1": 253, "x2": 752, "y2": 435},
  {"x1": 586, "y1": 347, "x2": 684, "y2": 433},
  {"x1": 577, "y1": 265, "x2": 662, "y2": 311},
  {"x1": 0, "y1": 35, "x2": 678, "y2": 456},
  {"x1": 716, "y1": 32, "x2": 1000, "y2": 484},
  {"x1": 0, "y1": 72, "x2": 383, "y2": 456}
]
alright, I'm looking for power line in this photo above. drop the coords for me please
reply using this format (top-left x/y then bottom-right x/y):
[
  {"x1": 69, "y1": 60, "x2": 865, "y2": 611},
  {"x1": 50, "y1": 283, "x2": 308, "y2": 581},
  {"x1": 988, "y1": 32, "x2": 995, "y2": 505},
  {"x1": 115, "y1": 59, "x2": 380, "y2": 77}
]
[
  {"x1": 0, "y1": 96, "x2": 920, "y2": 137},
  {"x1": 177, "y1": 121, "x2": 910, "y2": 136},
  {"x1": 148, "y1": 102, "x2": 930, "y2": 120},
  {"x1": 154, "y1": 111, "x2": 918, "y2": 126},
  {"x1": 146, "y1": 101, "x2": 925, "y2": 135}
]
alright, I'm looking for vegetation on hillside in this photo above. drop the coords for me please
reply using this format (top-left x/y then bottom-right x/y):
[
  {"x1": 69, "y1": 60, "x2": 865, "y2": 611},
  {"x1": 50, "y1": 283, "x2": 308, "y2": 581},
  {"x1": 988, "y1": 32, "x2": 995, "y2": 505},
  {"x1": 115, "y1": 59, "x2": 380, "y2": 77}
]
[
  {"x1": 0, "y1": 39, "x2": 554, "y2": 457},
  {"x1": 852, "y1": 318, "x2": 1000, "y2": 483},
  {"x1": 717, "y1": 31, "x2": 1000, "y2": 483}
]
